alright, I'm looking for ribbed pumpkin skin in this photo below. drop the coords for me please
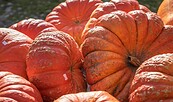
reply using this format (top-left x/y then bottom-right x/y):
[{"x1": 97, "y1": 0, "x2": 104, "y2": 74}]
[
  {"x1": 26, "y1": 31, "x2": 86, "y2": 102},
  {"x1": 157, "y1": 0, "x2": 173, "y2": 25},
  {"x1": 0, "y1": 72, "x2": 43, "y2": 102},
  {"x1": 54, "y1": 91, "x2": 119, "y2": 102},
  {"x1": 10, "y1": 18, "x2": 57, "y2": 39},
  {"x1": 45, "y1": 0, "x2": 102, "y2": 45},
  {"x1": 130, "y1": 53, "x2": 173, "y2": 102},
  {"x1": 0, "y1": 28, "x2": 33, "y2": 79},
  {"x1": 81, "y1": 0, "x2": 173, "y2": 101}
]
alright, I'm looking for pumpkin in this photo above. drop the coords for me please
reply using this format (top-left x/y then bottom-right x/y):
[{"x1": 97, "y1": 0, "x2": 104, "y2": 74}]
[
  {"x1": 0, "y1": 71, "x2": 43, "y2": 102},
  {"x1": 130, "y1": 53, "x2": 173, "y2": 102},
  {"x1": 81, "y1": 0, "x2": 173, "y2": 101},
  {"x1": 54, "y1": 91, "x2": 119, "y2": 102},
  {"x1": 26, "y1": 31, "x2": 86, "y2": 102},
  {"x1": 10, "y1": 18, "x2": 57, "y2": 39},
  {"x1": 0, "y1": 28, "x2": 33, "y2": 79},
  {"x1": 157, "y1": 0, "x2": 173, "y2": 25},
  {"x1": 45, "y1": 0, "x2": 102, "y2": 45}
]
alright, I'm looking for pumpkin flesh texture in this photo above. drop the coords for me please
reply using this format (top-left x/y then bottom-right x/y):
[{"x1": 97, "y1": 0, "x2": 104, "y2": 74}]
[
  {"x1": 0, "y1": 72, "x2": 43, "y2": 102},
  {"x1": 45, "y1": 0, "x2": 102, "y2": 45},
  {"x1": 130, "y1": 53, "x2": 173, "y2": 102},
  {"x1": 0, "y1": 28, "x2": 33, "y2": 79},
  {"x1": 10, "y1": 18, "x2": 57, "y2": 39},
  {"x1": 54, "y1": 91, "x2": 119, "y2": 102},
  {"x1": 26, "y1": 31, "x2": 86, "y2": 102},
  {"x1": 80, "y1": 0, "x2": 173, "y2": 101}
]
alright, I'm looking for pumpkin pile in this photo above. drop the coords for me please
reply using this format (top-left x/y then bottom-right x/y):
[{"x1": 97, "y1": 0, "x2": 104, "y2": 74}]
[{"x1": 0, "y1": 0, "x2": 173, "y2": 102}]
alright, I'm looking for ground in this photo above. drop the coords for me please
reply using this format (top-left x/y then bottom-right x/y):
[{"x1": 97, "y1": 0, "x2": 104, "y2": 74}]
[{"x1": 0, "y1": 0, "x2": 162, "y2": 28}]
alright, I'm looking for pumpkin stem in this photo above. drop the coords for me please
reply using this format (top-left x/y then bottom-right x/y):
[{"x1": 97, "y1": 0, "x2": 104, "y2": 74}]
[
  {"x1": 74, "y1": 20, "x2": 80, "y2": 24},
  {"x1": 128, "y1": 56, "x2": 141, "y2": 67}
]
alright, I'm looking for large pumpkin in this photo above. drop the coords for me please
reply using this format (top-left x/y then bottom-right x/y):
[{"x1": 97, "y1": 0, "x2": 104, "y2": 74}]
[
  {"x1": 45, "y1": 0, "x2": 102, "y2": 45},
  {"x1": 130, "y1": 53, "x2": 173, "y2": 102},
  {"x1": 26, "y1": 31, "x2": 86, "y2": 102},
  {"x1": 157, "y1": 0, "x2": 173, "y2": 25},
  {"x1": 0, "y1": 71, "x2": 43, "y2": 102},
  {"x1": 54, "y1": 91, "x2": 119, "y2": 102},
  {"x1": 81, "y1": 0, "x2": 173, "y2": 101},
  {"x1": 10, "y1": 18, "x2": 57, "y2": 39},
  {"x1": 0, "y1": 28, "x2": 33, "y2": 79}
]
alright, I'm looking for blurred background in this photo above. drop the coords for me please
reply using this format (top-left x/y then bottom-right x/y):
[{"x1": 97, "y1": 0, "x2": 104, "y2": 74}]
[{"x1": 0, "y1": 0, "x2": 162, "y2": 27}]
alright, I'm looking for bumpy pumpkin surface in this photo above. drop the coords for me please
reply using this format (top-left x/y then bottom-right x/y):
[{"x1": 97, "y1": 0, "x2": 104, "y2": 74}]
[
  {"x1": 26, "y1": 31, "x2": 86, "y2": 102},
  {"x1": 157, "y1": 0, "x2": 173, "y2": 25},
  {"x1": 0, "y1": 28, "x2": 33, "y2": 79},
  {"x1": 45, "y1": 0, "x2": 102, "y2": 45},
  {"x1": 0, "y1": 71, "x2": 43, "y2": 102},
  {"x1": 130, "y1": 53, "x2": 173, "y2": 102},
  {"x1": 54, "y1": 91, "x2": 119, "y2": 102},
  {"x1": 10, "y1": 18, "x2": 57, "y2": 39},
  {"x1": 81, "y1": 0, "x2": 173, "y2": 101}
]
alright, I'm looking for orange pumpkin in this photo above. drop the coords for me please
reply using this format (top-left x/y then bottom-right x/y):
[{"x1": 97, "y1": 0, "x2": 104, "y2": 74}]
[
  {"x1": 0, "y1": 71, "x2": 43, "y2": 102},
  {"x1": 130, "y1": 53, "x2": 173, "y2": 102},
  {"x1": 26, "y1": 31, "x2": 86, "y2": 102},
  {"x1": 81, "y1": 0, "x2": 173, "y2": 101},
  {"x1": 45, "y1": 0, "x2": 102, "y2": 45},
  {"x1": 10, "y1": 18, "x2": 57, "y2": 39},
  {"x1": 0, "y1": 28, "x2": 32, "y2": 79},
  {"x1": 157, "y1": 0, "x2": 173, "y2": 25},
  {"x1": 54, "y1": 91, "x2": 119, "y2": 102}
]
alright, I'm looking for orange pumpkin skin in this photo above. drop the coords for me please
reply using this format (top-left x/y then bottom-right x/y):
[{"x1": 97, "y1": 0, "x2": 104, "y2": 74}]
[
  {"x1": 157, "y1": 0, "x2": 173, "y2": 25},
  {"x1": 0, "y1": 71, "x2": 43, "y2": 102},
  {"x1": 0, "y1": 28, "x2": 33, "y2": 79},
  {"x1": 45, "y1": 0, "x2": 102, "y2": 45},
  {"x1": 10, "y1": 18, "x2": 57, "y2": 39},
  {"x1": 81, "y1": 0, "x2": 173, "y2": 101},
  {"x1": 54, "y1": 91, "x2": 119, "y2": 102},
  {"x1": 26, "y1": 31, "x2": 86, "y2": 102},
  {"x1": 130, "y1": 53, "x2": 173, "y2": 102}
]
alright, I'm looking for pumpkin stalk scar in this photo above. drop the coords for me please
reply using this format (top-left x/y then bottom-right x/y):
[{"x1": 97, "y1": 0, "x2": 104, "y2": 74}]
[{"x1": 128, "y1": 55, "x2": 141, "y2": 67}]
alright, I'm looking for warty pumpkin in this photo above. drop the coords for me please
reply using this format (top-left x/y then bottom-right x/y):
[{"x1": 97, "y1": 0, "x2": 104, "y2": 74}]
[
  {"x1": 157, "y1": 0, "x2": 173, "y2": 25},
  {"x1": 10, "y1": 18, "x2": 57, "y2": 40},
  {"x1": 81, "y1": 0, "x2": 173, "y2": 101},
  {"x1": 0, "y1": 71, "x2": 43, "y2": 102},
  {"x1": 0, "y1": 28, "x2": 33, "y2": 79},
  {"x1": 26, "y1": 31, "x2": 86, "y2": 102},
  {"x1": 45, "y1": 0, "x2": 102, "y2": 45},
  {"x1": 54, "y1": 91, "x2": 119, "y2": 102},
  {"x1": 130, "y1": 53, "x2": 173, "y2": 102}
]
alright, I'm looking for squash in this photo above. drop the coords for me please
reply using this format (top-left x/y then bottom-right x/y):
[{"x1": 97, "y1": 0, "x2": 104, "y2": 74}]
[
  {"x1": 26, "y1": 31, "x2": 86, "y2": 102},
  {"x1": 0, "y1": 28, "x2": 32, "y2": 79},
  {"x1": 54, "y1": 91, "x2": 119, "y2": 102},
  {"x1": 130, "y1": 53, "x2": 173, "y2": 102},
  {"x1": 45, "y1": 0, "x2": 102, "y2": 45},
  {"x1": 10, "y1": 18, "x2": 57, "y2": 39},
  {"x1": 0, "y1": 71, "x2": 43, "y2": 102},
  {"x1": 81, "y1": 0, "x2": 173, "y2": 101},
  {"x1": 157, "y1": 0, "x2": 173, "y2": 25}
]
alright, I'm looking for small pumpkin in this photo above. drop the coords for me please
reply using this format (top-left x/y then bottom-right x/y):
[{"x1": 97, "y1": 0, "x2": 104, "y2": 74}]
[
  {"x1": 157, "y1": 0, "x2": 173, "y2": 25},
  {"x1": 10, "y1": 18, "x2": 57, "y2": 39},
  {"x1": 130, "y1": 53, "x2": 173, "y2": 102},
  {"x1": 0, "y1": 28, "x2": 33, "y2": 79},
  {"x1": 54, "y1": 91, "x2": 119, "y2": 102},
  {"x1": 26, "y1": 31, "x2": 86, "y2": 102},
  {"x1": 0, "y1": 71, "x2": 43, "y2": 102},
  {"x1": 81, "y1": 0, "x2": 173, "y2": 101},
  {"x1": 45, "y1": 0, "x2": 102, "y2": 45}
]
